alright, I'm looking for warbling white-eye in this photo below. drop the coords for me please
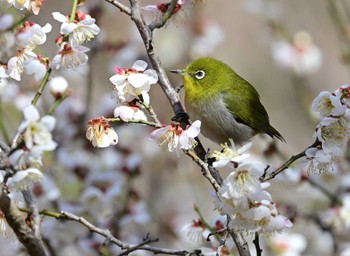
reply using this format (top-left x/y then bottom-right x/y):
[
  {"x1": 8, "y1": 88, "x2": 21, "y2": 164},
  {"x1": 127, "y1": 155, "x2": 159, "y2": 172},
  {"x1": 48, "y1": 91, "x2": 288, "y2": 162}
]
[{"x1": 171, "y1": 57, "x2": 284, "y2": 145}]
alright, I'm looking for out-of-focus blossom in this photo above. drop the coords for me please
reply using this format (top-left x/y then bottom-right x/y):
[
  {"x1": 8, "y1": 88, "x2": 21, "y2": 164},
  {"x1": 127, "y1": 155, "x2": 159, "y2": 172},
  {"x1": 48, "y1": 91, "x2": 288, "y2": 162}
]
[
  {"x1": 190, "y1": 19, "x2": 225, "y2": 58},
  {"x1": 16, "y1": 21, "x2": 52, "y2": 47},
  {"x1": 2, "y1": 0, "x2": 44, "y2": 15},
  {"x1": 7, "y1": 168, "x2": 43, "y2": 191},
  {"x1": 86, "y1": 117, "x2": 118, "y2": 148},
  {"x1": 113, "y1": 103, "x2": 147, "y2": 122},
  {"x1": 18, "y1": 105, "x2": 57, "y2": 157},
  {"x1": 0, "y1": 13, "x2": 14, "y2": 31},
  {"x1": 143, "y1": 0, "x2": 197, "y2": 26},
  {"x1": 109, "y1": 60, "x2": 158, "y2": 103},
  {"x1": 49, "y1": 76, "x2": 69, "y2": 96},
  {"x1": 150, "y1": 120, "x2": 201, "y2": 155},
  {"x1": 271, "y1": 31, "x2": 322, "y2": 75},
  {"x1": 23, "y1": 55, "x2": 48, "y2": 81},
  {"x1": 180, "y1": 220, "x2": 206, "y2": 248},
  {"x1": 312, "y1": 91, "x2": 347, "y2": 118},
  {"x1": 119, "y1": 201, "x2": 151, "y2": 226},
  {"x1": 212, "y1": 139, "x2": 251, "y2": 168},
  {"x1": 51, "y1": 42, "x2": 89, "y2": 69},
  {"x1": 0, "y1": 66, "x2": 9, "y2": 88},
  {"x1": 315, "y1": 116, "x2": 349, "y2": 157},
  {"x1": 268, "y1": 232, "x2": 307, "y2": 256},
  {"x1": 52, "y1": 11, "x2": 100, "y2": 45},
  {"x1": 7, "y1": 48, "x2": 37, "y2": 81},
  {"x1": 340, "y1": 194, "x2": 350, "y2": 229}
]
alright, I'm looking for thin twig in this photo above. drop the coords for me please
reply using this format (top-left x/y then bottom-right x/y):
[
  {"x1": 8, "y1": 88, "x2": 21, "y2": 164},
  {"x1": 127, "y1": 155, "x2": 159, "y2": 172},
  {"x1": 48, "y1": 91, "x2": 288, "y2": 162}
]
[
  {"x1": 57, "y1": 211, "x2": 195, "y2": 255},
  {"x1": 106, "y1": 117, "x2": 161, "y2": 127},
  {"x1": 253, "y1": 232, "x2": 262, "y2": 256},
  {"x1": 260, "y1": 140, "x2": 320, "y2": 182},
  {"x1": 105, "y1": 0, "x2": 131, "y2": 15}
]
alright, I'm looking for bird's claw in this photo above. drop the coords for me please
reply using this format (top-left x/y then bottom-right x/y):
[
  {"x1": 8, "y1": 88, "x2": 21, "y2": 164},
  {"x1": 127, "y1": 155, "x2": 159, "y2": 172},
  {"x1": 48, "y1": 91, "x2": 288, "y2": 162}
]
[{"x1": 171, "y1": 111, "x2": 189, "y2": 123}]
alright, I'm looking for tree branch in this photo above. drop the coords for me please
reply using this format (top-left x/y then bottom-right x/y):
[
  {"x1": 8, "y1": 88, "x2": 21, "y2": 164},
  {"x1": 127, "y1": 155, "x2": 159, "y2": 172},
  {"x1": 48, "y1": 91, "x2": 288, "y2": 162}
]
[
  {"x1": 0, "y1": 187, "x2": 46, "y2": 256},
  {"x1": 105, "y1": 0, "x2": 131, "y2": 15}
]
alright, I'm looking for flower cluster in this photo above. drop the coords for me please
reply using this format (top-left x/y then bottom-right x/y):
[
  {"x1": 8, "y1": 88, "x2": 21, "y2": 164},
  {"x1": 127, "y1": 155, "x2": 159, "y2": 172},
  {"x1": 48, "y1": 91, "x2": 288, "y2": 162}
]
[
  {"x1": 300, "y1": 86, "x2": 350, "y2": 174},
  {"x1": 51, "y1": 10, "x2": 100, "y2": 69},
  {"x1": 2, "y1": 0, "x2": 44, "y2": 15},
  {"x1": 3, "y1": 20, "x2": 51, "y2": 81},
  {"x1": 212, "y1": 142, "x2": 292, "y2": 234},
  {"x1": 6, "y1": 105, "x2": 57, "y2": 191},
  {"x1": 150, "y1": 120, "x2": 201, "y2": 156},
  {"x1": 109, "y1": 60, "x2": 158, "y2": 122}
]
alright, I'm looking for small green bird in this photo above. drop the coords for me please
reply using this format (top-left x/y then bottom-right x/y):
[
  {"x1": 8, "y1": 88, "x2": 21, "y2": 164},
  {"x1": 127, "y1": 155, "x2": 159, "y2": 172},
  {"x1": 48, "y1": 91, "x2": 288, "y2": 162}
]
[{"x1": 171, "y1": 57, "x2": 284, "y2": 145}]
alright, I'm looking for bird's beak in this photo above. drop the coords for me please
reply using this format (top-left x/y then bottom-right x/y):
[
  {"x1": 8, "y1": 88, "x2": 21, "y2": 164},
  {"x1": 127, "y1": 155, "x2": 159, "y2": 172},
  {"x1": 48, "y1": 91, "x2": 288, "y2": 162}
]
[{"x1": 170, "y1": 69, "x2": 188, "y2": 76}]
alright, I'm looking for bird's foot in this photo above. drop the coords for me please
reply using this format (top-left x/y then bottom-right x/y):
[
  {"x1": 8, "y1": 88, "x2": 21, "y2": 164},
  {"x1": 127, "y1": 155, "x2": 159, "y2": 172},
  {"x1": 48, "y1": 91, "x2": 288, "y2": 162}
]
[
  {"x1": 171, "y1": 111, "x2": 189, "y2": 123},
  {"x1": 175, "y1": 84, "x2": 184, "y2": 93}
]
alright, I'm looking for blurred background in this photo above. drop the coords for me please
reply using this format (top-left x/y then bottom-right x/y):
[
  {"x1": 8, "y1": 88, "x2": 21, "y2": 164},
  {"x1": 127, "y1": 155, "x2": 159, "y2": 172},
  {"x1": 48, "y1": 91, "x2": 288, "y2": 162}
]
[{"x1": 1, "y1": 0, "x2": 350, "y2": 255}]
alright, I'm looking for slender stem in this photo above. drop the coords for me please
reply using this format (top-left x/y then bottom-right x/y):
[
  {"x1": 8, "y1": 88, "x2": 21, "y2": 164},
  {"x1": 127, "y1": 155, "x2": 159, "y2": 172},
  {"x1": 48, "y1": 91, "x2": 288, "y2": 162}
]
[
  {"x1": 31, "y1": 68, "x2": 52, "y2": 106},
  {"x1": 69, "y1": 0, "x2": 79, "y2": 22},
  {"x1": 106, "y1": 117, "x2": 161, "y2": 127},
  {"x1": 47, "y1": 94, "x2": 69, "y2": 115},
  {"x1": 260, "y1": 140, "x2": 320, "y2": 182},
  {"x1": 0, "y1": 99, "x2": 10, "y2": 145}
]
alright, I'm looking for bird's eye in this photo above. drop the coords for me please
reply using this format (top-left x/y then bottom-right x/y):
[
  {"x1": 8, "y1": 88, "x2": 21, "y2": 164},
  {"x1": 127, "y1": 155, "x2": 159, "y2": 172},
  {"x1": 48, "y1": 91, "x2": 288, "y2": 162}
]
[{"x1": 194, "y1": 70, "x2": 205, "y2": 80}]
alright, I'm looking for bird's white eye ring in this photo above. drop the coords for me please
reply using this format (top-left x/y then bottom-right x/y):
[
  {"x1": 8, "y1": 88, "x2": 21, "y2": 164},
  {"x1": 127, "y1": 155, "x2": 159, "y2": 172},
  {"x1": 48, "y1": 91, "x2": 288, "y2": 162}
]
[{"x1": 194, "y1": 70, "x2": 205, "y2": 80}]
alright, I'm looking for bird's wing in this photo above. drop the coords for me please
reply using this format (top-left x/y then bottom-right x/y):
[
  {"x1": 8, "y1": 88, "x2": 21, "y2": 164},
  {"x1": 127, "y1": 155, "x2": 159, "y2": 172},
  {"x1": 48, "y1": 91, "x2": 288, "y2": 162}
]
[{"x1": 221, "y1": 81, "x2": 272, "y2": 135}]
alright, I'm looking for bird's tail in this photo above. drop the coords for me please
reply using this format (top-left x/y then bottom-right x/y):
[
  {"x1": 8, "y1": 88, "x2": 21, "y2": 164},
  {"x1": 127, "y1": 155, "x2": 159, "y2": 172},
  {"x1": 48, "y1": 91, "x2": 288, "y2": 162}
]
[{"x1": 268, "y1": 125, "x2": 286, "y2": 142}]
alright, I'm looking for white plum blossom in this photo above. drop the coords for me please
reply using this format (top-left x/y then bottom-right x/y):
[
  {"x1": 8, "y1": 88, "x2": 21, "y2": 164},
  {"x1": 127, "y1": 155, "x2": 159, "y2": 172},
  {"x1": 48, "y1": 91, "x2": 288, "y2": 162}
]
[
  {"x1": 23, "y1": 56, "x2": 47, "y2": 81},
  {"x1": 268, "y1": 233, "x2": 307, "y2": 256},
  {"x1": 214, "y1": 160, "x2": 292, "y2": 234},
  {"x1": 7, "y1": 168, "x2": 43, "y2": 191},
  {"x1": 212, "y1": 139, "x2": 251, "y2": 168},
  {"x1": 180, "y1": 220, "x2": 206, "y2": 248},
  {"x1": 150, "y1": 120, "x2": 201, "y2": 155},
  {"x1": 16, "y1": 21, "x2": 52, "y2": 47},
  {"x1": 217, "y1": 162, "x2": 266, "y2": 213},
  {"x1": 52, "y1": 11, "x2": 100, "y2": 45},
  {"x1": 109, "y1": 60, "x2": 158, "y2": 103},
  {"x1": 51, "y1": 42, "x2": 89, "y2": 69},
  {"x1": 312, "y1": 91, "x2": 347, "y2": 118},
  {"x1": 229, "y1": 200, "x2": 293, "y2": 234},
  {"x1": 7, "y1": 48, "x2": 37, "y2": 81},
  {"x1": 340, "y1": 194, "x2": 350, "y2": 229},
  {"x1": 0, "y1": 13, "x2": 14, "y2": 31},
  {"x1": 86, "y1": 117, "x2": 118, "y2": 148},
  {"x1": 49, "y1": 76, "x2": 69, "y2": 96},
  {"x1": 18, "y1": 105, "x2": 57, "y2": 158},
  {"x1": 300, "y1": 147, "x2": 334, "y2": 174},
  {"x1": 4, "y1": 0, "x2": 44, "y2": 15},
  {"x1": 271, "y1": 31, "x2": 322, "y2": 75},
  {"x1": 113, "y1": 104, "x2": 147, "y2": 122},
  {"x1": 315, "y1": 116, "x2": 349, "y2": 157}
]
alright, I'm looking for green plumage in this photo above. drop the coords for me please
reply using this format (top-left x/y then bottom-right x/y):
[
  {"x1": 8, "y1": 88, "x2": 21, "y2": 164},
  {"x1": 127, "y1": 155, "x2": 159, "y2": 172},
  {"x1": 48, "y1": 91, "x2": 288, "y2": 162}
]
[{"x1": 172, "y1": 57, "x2": 284, "y2": 145}]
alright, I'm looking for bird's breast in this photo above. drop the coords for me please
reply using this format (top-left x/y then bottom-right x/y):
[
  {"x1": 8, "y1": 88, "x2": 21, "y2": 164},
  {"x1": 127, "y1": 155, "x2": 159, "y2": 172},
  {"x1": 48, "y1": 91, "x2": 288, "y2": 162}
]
[{"x1": 184, "y1": 95, "x2": 254, "y2": 145}]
